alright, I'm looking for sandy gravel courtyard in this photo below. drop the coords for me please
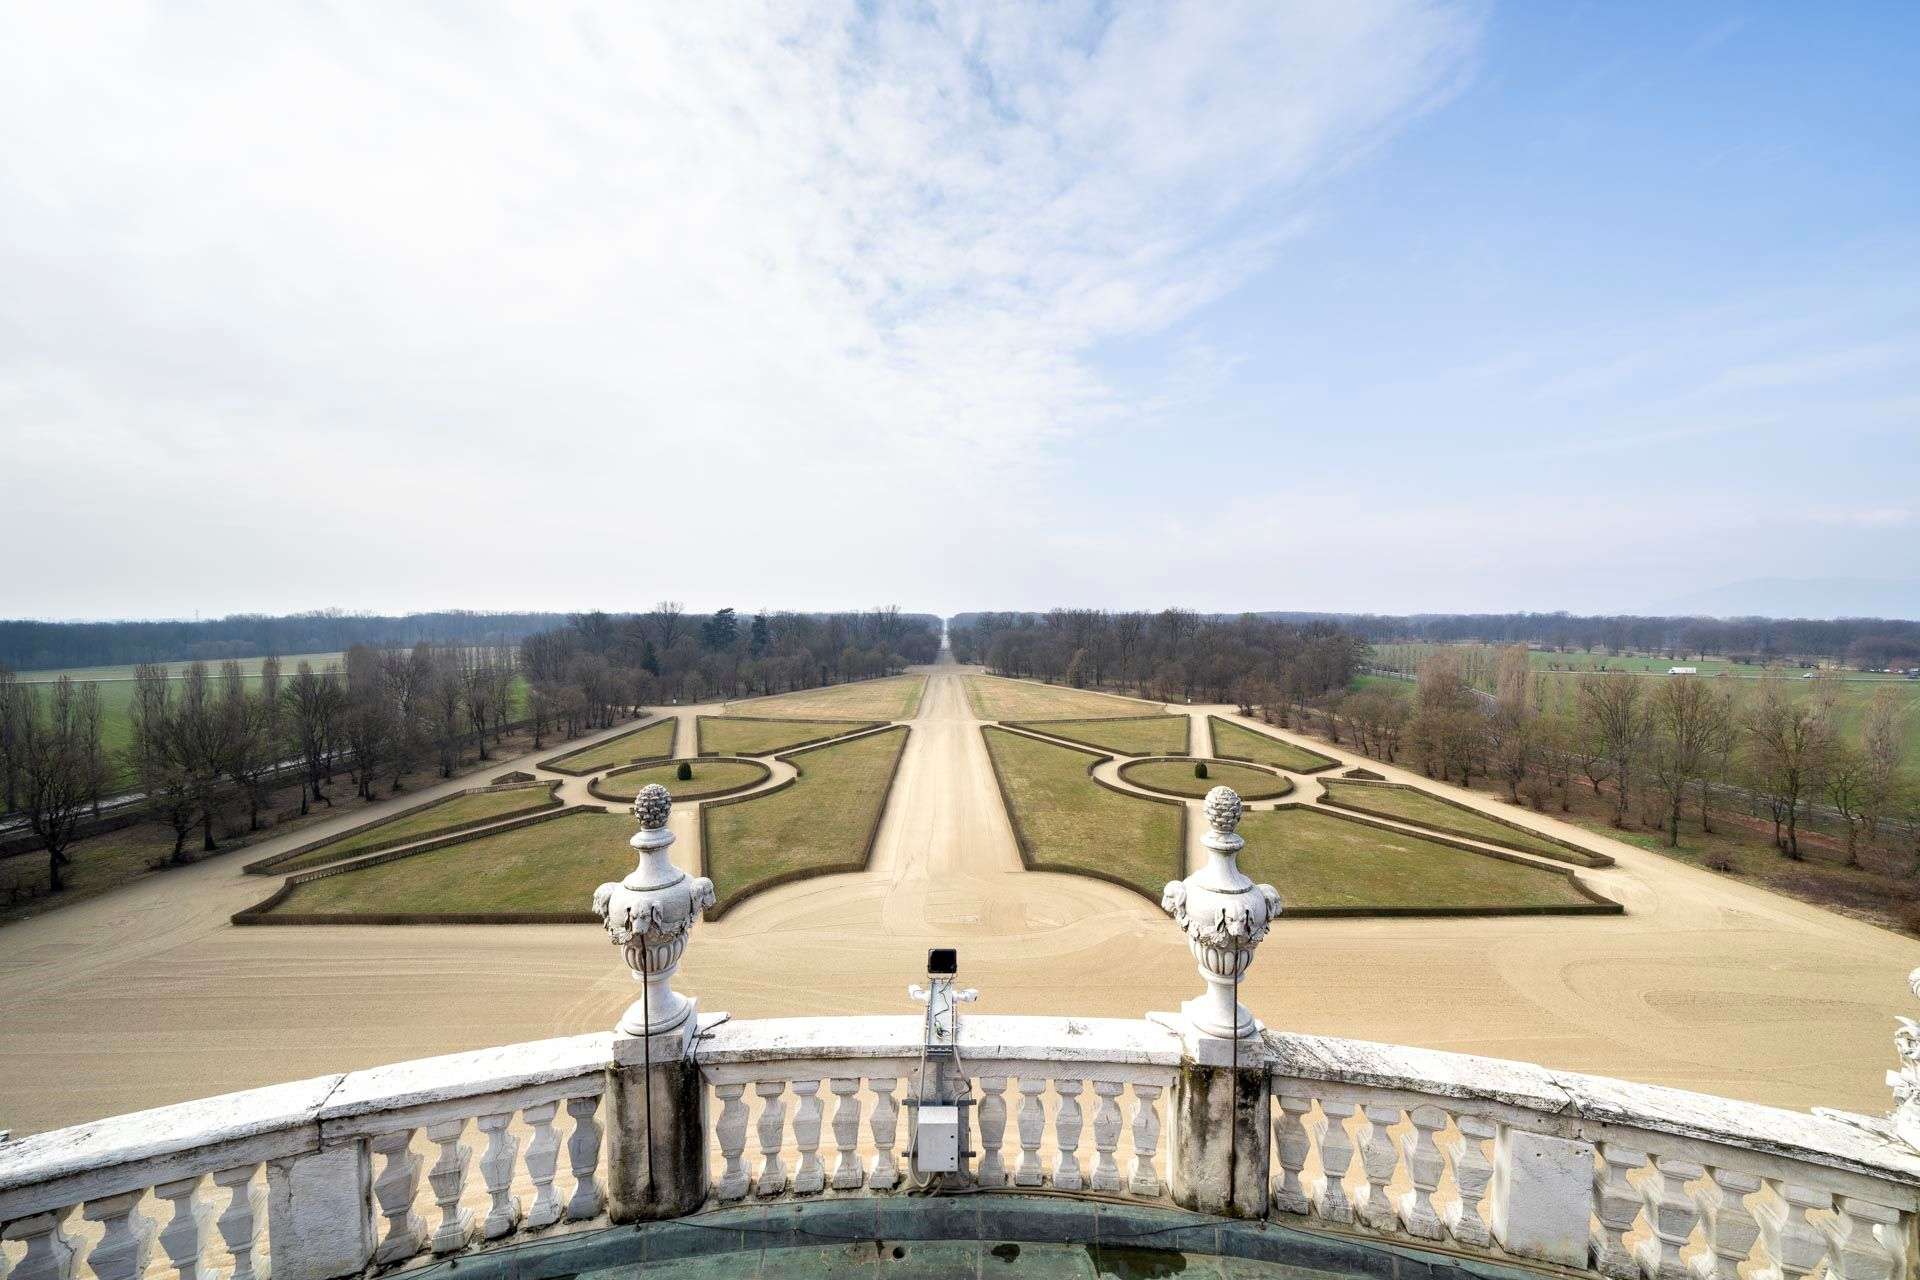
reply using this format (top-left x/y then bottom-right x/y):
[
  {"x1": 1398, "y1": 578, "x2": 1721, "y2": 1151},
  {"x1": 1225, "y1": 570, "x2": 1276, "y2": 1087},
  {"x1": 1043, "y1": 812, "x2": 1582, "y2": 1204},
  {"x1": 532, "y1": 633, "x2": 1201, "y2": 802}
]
[{"x1": 1, "y1": 655, "x2": 1916, "y2": 1136}]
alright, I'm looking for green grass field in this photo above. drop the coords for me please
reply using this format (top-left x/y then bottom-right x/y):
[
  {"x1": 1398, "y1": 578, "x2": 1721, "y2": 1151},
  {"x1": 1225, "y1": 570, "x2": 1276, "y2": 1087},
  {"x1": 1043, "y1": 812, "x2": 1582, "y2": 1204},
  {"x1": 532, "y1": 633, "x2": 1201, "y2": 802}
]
[
  {"x1": 541, "y1": 718, "x2": 676, "y2": 774},
  {"x1": 258, "y1": 784, "x2": 559, "y2": 873},
  {"x1": 963, "y1": 675, "x2": 1160, "y2": 721},
  {"x1": 1119, "y1": 759, "x2": 1292, "y2": 800},
  {"x1": 1006, "y1": 715, "x2": 1189, "y2": 757},
  {"x1": 980, "y1": 725, "x2": 1181, "y2": 901},
  {"x1": 702, "y1": 726, "x2": 908, "y2": 912},
  {"x1": 1238, "y1": 807, "x2": 1605, "y2": 911},
  {"x1": 724, "y1": 674, "x2": 925, "y2": 721},
  {"x1": 261, "y1": 810, "x2": 630, "y2": 917},
  {"x1": 595, "y1": 759, "x2": 768, "y2": 801},
  {"x1": 1318, "y1": 780, "x2": 1606, "y2": 867},
  {"x1": 1208, "y1": 718, "x2": 1339, "y2": 772},
  {"x1": 696, "y1": 716, "x2": 880, "y2": 757}
]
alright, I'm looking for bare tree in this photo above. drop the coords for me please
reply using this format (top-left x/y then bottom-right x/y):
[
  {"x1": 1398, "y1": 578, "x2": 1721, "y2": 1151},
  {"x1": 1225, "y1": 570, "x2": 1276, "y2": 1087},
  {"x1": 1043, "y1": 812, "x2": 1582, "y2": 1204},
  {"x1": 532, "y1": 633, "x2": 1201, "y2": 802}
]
[
  {"x1": 342, "y1": 645, "x2": 396, "y2": 801},
  {"x1": 426, "y1": 648, "x2": 467, "y2": 777},
  {"x1": 1646, "y1": 675, "x2": 1728, "y2": 847},
  {"x1": 1742, "y1": 681, "x2": 1830, "y2": 859},
  {"x1": 14, "y1": 677, "x2": 104, "y2": 892},
  {"x1": 1824, "y1": 741, "x2": 1870, "y2": 866},
  {"x1": 460, "y1": 648, "x2": 498, "y2": 761},
  {"x1": 283, "y1": 661, "x2": 344, "y2": 813},
  {"x1": 129, "y1": 664, "x2": 197, "y2": 860},
  {"x1": 1861, "y1": 686, "x2": 1909, "y2": 849},
  {"x1": 0, "y1": 662, "x2": 20, "y2": 814},
  {"x1": 222, "y1": 658, "x2": 282, "y2": 832},
  {"x1": 1576, "y1": 674, "x2": 1647, "y2": 828},
  {"x1": 173, "y1": 663, "x2": 234, "y2": 853}
]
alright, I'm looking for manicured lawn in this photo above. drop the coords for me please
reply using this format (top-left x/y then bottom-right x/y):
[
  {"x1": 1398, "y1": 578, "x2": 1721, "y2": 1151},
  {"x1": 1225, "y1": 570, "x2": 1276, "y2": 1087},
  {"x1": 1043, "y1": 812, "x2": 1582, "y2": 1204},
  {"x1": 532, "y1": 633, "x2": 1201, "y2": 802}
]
[
  {"x1": 1209, "y1": 718, "x2": 1339, "y2": 772},
  {"x1": 697, "y1": 716, "x2": 880, "y2": 757},
  {"x1": 1318, "y1": 780, "x2": 1606, "y2": 867},
  {"x1": 702, "y1": 726, "x2": 908, "y2": 913},
  {"x1": 1008, "y1": 715, "x2": 1189, "y2": 757},
  {"x1": 725, "y1": 675, "x2": 926, "y2": 721},
  {"x1": 1120, "y1": 759, "x2": 1292, "y2": 800},
  {"x1": 980, "y1": 726, "x2": 1182, "y2": 901},
  {"x1": 260, "y1": 784, "x2": 559, "y2": 873},
  {"x1": 963, "y1": 675, "x2": 1160, "y2": 721},
  {"x1": 262, "y1": 810, "x2": 632, "y2": 916},
  {"x1": 1237, "y1": 808, "x2": 1606, "y2": 912},
  {"x1": 541, "y1": 718, "x2": 676, "y2": 774},
  {"x1": 596, "y1": 759, "x2": 768, "y2": 801}
]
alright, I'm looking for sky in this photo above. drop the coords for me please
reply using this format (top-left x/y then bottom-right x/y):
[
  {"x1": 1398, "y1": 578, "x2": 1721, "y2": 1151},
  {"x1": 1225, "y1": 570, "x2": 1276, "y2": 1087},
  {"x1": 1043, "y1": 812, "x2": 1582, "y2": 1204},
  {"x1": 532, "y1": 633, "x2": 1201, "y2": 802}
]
[{"x1": 1, "y1": 2, "x2": 1916, "y2": 622}]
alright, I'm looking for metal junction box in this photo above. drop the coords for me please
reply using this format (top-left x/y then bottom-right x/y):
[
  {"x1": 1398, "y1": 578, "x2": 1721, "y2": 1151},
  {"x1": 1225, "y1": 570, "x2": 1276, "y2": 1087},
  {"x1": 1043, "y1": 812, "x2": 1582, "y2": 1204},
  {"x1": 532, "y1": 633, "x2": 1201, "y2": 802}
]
[{"x1": 915, "y1": 1104, "x2": 960, "y2": 1173}]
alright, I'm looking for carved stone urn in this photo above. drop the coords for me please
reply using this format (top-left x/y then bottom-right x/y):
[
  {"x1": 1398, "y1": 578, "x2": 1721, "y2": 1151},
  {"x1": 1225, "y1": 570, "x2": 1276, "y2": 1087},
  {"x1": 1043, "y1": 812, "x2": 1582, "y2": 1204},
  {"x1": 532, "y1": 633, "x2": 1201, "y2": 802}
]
[
  {"x1": 1161, "y1": 786, "x2": 1281, "y2": 1040},
  {"x1": 1889, "y1": 967, "x2": 1920, "y2": 1150},
  {"x1": 592, "y1": 784, "x2": 715, "y2": 1040}
]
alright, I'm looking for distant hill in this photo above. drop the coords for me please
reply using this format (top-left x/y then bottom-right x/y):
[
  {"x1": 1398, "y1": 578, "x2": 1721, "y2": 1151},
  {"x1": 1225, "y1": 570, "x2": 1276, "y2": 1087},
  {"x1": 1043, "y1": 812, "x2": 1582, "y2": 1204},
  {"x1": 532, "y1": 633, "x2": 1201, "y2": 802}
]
[{"x1": 1656, "y1": 578, "x2": 1920, "y2": 621}]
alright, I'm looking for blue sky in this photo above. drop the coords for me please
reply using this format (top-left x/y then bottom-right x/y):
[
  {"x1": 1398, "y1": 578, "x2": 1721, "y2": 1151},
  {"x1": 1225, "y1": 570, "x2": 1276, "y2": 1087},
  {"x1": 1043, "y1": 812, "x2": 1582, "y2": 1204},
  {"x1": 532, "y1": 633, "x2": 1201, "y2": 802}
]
[{"x1": 0, "y1": 3, "x2": 1914, "y2": 619}]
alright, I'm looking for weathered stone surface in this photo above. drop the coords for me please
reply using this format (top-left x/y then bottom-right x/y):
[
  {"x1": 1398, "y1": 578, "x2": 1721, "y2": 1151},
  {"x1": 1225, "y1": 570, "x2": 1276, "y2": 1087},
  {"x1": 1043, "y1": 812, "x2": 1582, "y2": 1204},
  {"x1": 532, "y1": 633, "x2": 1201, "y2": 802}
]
[{"x1": 1490, "y1": 1128, "x2": 1594, "y2": 1267}]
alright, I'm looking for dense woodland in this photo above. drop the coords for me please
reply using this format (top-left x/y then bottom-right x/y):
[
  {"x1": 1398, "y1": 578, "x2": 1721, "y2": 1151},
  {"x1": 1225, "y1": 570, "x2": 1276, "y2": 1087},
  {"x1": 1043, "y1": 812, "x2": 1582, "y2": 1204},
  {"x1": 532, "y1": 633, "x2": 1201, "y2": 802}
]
[
  {"x1": 1318, "y1": 649, "x2": 1917, "y2": 867},
  {"x1": 950, "y1": 610, "x2": 1366, "y2": 706},
  {"x1": 0, "y1": 611, "x2": 565, "y2": 671},
  {"x1": 0, "y1": 606, "x2": 938, "y2": 896}
]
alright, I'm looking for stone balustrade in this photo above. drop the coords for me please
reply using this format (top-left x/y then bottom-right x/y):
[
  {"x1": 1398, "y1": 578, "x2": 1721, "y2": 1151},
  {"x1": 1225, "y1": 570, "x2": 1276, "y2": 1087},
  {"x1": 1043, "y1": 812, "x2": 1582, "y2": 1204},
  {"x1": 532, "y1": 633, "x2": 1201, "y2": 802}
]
[{"x1": 4, "y1": 1016, "x2": 1918, "y2": 1280}]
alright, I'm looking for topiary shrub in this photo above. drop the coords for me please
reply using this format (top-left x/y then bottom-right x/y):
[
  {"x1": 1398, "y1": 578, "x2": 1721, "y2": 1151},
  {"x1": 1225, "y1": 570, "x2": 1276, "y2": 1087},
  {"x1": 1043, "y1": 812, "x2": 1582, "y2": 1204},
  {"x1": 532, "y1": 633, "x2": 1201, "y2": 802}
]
[
  {"x1": 676, "y1": 761, "x2": 693, "y2": 781},
  {"x1": 1194, "y1": 761, "x2": 1208, "y2": 780}
]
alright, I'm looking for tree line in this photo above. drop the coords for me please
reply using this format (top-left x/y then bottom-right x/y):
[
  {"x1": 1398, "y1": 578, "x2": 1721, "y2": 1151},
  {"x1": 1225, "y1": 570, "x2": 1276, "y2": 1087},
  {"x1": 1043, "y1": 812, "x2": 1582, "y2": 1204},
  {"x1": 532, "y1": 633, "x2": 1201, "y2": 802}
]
[
  {"x1": 1323, "y1": 650, "x2": 1915, "y2": 865},
  {"x1": 949, "y1": 610, "x2": 1366, "y2": 707}
]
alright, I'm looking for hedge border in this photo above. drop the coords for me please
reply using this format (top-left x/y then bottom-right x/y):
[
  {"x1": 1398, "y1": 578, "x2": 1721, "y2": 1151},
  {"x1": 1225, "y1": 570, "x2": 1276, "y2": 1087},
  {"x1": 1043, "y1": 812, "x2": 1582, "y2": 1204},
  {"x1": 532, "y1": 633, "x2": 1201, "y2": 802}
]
[
  {"x1": 588, "y1": 757, "x2": 772, "y2": 805},
  {"x1": 1316, "y1": 779, "x2": 1614, "y2": 869},
  {"x1": 961, "y1": 673, "x2": 1171, "y2": 722},
  {"x1": 981, "y1": 725, "x2": 1187, "y2": 908},
  {"x1": 694, "y1": 715, "x2": 885, "y2": 758},
  {"x1": 1206, "y1": 716, "x2": 1340, "y2": 774},
  {"x1": 1255, "y1": 802, "x2": 1623, "y2": 917},
  {"x1": 698, "y1": 724, "x2": 911, "y2": 921},
  {"x1": 538, "y1": 717, "x2": 678, "y2": 777},
  {"x1": 1001, "y1": 714, "x2": 1193, "y2": 759},
  {"x1": 1342, "y1": 767, "x2": 1386, "y2": 781},
  {"x1": 232, "y1": 804, "x2": 608, "y2": 924},
  {"x1": 242, "y1": 780, "x2": 562, "y2": 875},
  {"x1": 720, "y1": 671, "x2": 928, "y2": 721},
  {"x1": 1117, "y1": 757, "x2": 1294, "y2": 802},
  {"x1": 490, "y1": 770, "x2": 537, "y2": 785}
]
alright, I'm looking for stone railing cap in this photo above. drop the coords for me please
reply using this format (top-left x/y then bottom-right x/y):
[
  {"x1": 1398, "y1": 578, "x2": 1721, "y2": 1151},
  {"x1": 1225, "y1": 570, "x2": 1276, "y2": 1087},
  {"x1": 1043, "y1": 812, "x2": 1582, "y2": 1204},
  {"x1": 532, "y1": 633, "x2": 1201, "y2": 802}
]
[
  {"x1": 317, "y1": 1032, "x2": 612, "y2": 1121},
  {"x1": 695, "y1": 1013, "x2": 1182, "y2": 1067}
]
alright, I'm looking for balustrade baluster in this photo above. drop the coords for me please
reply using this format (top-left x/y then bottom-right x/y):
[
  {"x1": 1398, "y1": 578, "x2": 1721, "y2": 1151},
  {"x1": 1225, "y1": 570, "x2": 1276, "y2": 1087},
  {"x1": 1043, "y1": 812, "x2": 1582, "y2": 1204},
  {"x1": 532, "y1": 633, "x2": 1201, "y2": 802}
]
[
  {"x1": 563, "y1": 1094, "x2": 605, "y2": 1220},
  {"x1": 712, "y1": 1084, "x2": 751, "y2": 1201},
  {"x1": 369, "y1": 1130, "x2": 427, "y2": 1264},
  {"x1": 828, "y1": 1078, "x2": 866, "y2": 1190},
  {"x1": 1756, "y1": 1181, "x2": 1831, "y2": 1280},
  {"x1": 1820, "y1": 1197, "x2": 1901, "y2": 1280},
  {"x1": 152, "y1": 1176, "x2": 209, "y2": 1280},
  {"x1": 868, "y1": 1077, "x2": 901, "y2": 1191},
  {"x1": 520, "y1": 1102, "x2": 563, "y2": 1230},
  {"x1": 1592, "y1": 1143, "x2": 1647, "y2": 1280},
  {"x1": 476, "y1": 1111, "x2": 523, "y2": 1239},
  {"x1": 1090, "y1": 1081, "x2": 1125, "y2": 1192},
  {"x1": 1129, "y1": 1083, "x2": 1164, "y2": 1197},
  {"x1": 82, "y1": 1190, "x2": 155, "y2": 1280},
  {"x1": 753, "y1": 1080, "x2": 789, "y2": 1197},
  {"x1": 1635, "y1": 1155, "x2": 1705, "y2": 1280},
  {"x1": 1396, "y1": 1105, "x2": 1448, "y2": 1239},
  {"x1": 1270, "y1": 1091, "x2": 1313, "y2": 1215},
  {"x1": 1690, "y1": 1168, "x2": 1761, "y2": 1280},
  {"x1": 976, "y1": 1075, "x2": 1009, "y2": 1188},
  {"x1": 1310, "y1": 1099, "x2": 1356, "y2": 1224},
  {"x1": 424, "y1": 1118, "x2": 475, "y2": 1254},
  {"x1": 1052, "y1": 1078, "x2": 1086, "y2": 1191},
  {"x1": 1354, "y1": 1103, "x2": 1402, "y2": 1231},
  {"x1": 210, "y1": 1164, "x2": 265, "y2": 1280},
  {"x1": 1014, "y1": 1078, "x2": 1047, "y2": 1187},
  {"x1": 790, "y1": 1079, "x2": 825, "y2": 1194},
  {"x1": 2, "y1": 1209, "x2": 77, "y2": 1280},
  {"x1": 1442, "y1": 1115, "x2": 1496, "y2": 1247}
]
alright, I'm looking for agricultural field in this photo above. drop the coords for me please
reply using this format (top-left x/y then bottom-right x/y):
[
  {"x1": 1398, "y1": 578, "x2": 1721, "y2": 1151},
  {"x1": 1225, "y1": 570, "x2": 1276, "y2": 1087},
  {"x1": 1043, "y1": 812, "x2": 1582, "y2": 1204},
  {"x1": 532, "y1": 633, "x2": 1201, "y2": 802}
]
[
  {"x1": 1318, "y1": 780, "x2": 1607, "y2": 867},
  {"x1": 1119, "y1": 759, "x2": 1291, "y2": 800},
  {"x1": 540, "y1": 718, "x2": 676, "y2": 774},
  {"x1": 254, "y1": 784, "x2": 559, "y2": 874},
  {"x1": 696, "y1": 716, "x2": 880, "y2": 757},
  {"x1": 980, "y1": 725, "x2": 1182, "y2": 901},
  {"x1": 1237, "y1": 807, "x2": 1610, "y2": 912},
  {"x1": 258, "y1": 810, "x2": 629, "y2": 917},
  {"x1": 1006, "y1": 715, "x2": 1189, "y2": 757},
  {"x1": 1208, "y1": 717, "x2": 1339, "y2": 772},
  {"x1": 14, "y1": 652, "x2": 345, "y2": 683},
  {"x1": 701, "y1": 726, "x2": 908, "y2": 914},
  {"x1": 964, "y1": 674, "x2": 1160, "y2": 721},
  {"x1": 724, "y1": 674, "x2": 926, "y2": 721},
  {"x1": 594, "y1": 759, "x2": 768, "y2": 802}
]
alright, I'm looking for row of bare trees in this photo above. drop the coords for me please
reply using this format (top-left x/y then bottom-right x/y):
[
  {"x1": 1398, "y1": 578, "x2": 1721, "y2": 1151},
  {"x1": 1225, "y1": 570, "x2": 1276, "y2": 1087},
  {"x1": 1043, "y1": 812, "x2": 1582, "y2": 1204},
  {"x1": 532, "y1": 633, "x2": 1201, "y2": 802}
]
[
  {"x1": 0, "y1": 673, "x2": 107, "y2": 892},
  {"x1": 1327, "y1": 649, "x2": 1915, "y2": 863}
]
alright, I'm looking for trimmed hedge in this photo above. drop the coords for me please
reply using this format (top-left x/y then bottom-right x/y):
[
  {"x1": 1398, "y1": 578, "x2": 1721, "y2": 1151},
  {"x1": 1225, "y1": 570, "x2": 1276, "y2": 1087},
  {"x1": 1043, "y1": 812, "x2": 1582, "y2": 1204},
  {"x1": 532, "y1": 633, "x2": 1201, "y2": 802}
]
[
  {"x1": 1117, "y1": 757, "x2": 1292, "y2": 802},
  {"x1": 1316, "y1": 779, "x2": 1613, "y2": 869},
  {"x1": 1207, "y1": 716, "x2": 1340, "y2": 773},
  {"x1": 588, "y1": 757, "x2": 771, "y2": 804},
  {"x1": 243, "y1": 781, "x2": 562, "y2": 875},
  {"x1": 694, "y1": 715, "x2": 884, "y2": 758},
  {"x1": 538, "y1": 717, "x2": 677, "y2": 776}
]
